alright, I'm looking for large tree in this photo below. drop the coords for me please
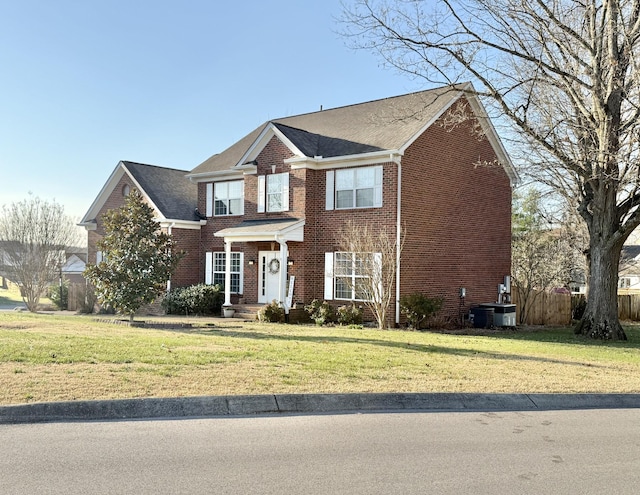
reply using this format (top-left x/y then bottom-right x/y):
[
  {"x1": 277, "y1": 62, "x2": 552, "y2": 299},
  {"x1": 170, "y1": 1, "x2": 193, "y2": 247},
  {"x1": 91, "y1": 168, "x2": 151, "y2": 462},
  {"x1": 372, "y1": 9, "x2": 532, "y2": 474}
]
[
  {"x1": 343, "y1": 0, "x2": 640, "y2": 339},
  {"x1": 84, "y1": 189, "x2": 183, "y2": 322},
  {"x1": 0, "y1": 196, "x2": 79, "y2": 312}
]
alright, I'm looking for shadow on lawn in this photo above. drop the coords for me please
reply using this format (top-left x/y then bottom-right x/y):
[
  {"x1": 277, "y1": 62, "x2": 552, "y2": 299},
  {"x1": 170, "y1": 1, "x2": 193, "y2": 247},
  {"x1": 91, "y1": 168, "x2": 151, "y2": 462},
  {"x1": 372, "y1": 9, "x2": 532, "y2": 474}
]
[
  {"x1": 474, "y1": 325, "x2": 640, "y2": 349},
  {"x1": 194, "y1": 326, "x2": 610, "y2": 369}
]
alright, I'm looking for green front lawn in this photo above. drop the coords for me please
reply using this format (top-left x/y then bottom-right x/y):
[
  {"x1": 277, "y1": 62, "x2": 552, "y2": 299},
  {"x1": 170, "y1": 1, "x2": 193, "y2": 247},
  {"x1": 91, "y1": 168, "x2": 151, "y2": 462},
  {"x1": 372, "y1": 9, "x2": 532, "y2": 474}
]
[
  {"x1": 0, "y1": 281, "x2": 23, "y2": 306},
  {"x1": 1, "y1": 312, "x2": 640, "y2": 405}
]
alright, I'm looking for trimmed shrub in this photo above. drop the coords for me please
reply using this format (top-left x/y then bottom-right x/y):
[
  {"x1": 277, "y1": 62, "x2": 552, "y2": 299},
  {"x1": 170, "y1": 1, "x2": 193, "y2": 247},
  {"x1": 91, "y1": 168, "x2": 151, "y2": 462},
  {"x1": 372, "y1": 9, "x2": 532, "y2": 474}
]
[
  {"x1": 304, "y1": 299, "x2": 336, "y2": 326},
  {"x1": 162, "y1": 284, "x2": 223, "y2": 316},
  {"x1": 336, "y1": 304, "x2": 363, "y2": 325},
  {"x1": 400, "y1": 293, "x2": 443, "y2": 330},
  {"x1": 258, "y1": 300, "x2": 285, "y2": 323},
  {"x1": 48, "y1": 280, "x2": 69, "y2": 310}
]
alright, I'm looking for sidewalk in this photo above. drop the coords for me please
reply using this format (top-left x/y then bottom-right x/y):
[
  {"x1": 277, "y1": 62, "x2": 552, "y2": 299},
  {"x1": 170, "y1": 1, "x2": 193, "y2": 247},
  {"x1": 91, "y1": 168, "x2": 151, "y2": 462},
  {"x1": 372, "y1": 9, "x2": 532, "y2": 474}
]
[{"x1": 2, "y1": 392, "x2": 640, "y2": 424}]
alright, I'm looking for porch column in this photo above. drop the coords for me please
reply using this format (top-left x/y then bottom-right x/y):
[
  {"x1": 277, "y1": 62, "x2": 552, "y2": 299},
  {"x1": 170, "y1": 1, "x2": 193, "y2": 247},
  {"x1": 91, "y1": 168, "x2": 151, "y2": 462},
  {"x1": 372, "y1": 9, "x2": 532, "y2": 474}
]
[
  {"x1": 277, "y1": 238, "x2": 289, "y2": 313},
  {"x1": 224, "y1": 239, "x2": 232, "y2": 307}
]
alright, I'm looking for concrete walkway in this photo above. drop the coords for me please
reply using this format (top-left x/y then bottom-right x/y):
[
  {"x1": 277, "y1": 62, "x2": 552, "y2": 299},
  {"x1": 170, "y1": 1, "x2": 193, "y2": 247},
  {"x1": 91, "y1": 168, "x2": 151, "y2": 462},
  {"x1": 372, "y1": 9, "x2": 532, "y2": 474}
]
[{"x1": 2, "y1": 393, "x2": 640, "y2": 424}]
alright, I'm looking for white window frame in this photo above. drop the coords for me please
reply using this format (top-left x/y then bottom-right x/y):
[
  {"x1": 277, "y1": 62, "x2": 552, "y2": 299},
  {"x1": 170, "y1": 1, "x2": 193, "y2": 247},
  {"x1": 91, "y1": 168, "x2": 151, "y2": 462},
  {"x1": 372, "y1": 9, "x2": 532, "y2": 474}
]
[
  {"x1": 619, "y1": 277, "x2": 632, "y2": 289},
  {"x1": 214, "y1": 180, "x2": 244, "y2": 216},
  {"x1": 327, "y1": 166, "x2": 382, "y2": 211},
  {"x1": 258, "y1": 173, "x2": 289, "y2": 213},
  {"x1": 205, "y1": 251, "x2": 243, "y2": 294},
  {"x1": 332, "y1": 251, "x2": 374, "y2": 301}
]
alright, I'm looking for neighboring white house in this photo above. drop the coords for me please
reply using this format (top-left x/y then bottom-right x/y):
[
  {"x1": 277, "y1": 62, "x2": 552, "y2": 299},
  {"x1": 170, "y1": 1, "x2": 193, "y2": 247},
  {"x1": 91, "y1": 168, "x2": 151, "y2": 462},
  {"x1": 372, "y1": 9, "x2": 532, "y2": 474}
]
[{"x1": 619, "y1": 245, "x2": 640, "y2": 293}]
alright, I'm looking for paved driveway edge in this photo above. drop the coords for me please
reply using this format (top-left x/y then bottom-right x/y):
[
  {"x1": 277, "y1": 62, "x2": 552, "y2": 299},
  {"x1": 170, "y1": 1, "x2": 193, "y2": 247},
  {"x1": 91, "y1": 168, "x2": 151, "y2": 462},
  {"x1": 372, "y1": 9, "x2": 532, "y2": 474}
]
[{"x1": 2, "y1": 393, "x2": 640, "y2": 424}]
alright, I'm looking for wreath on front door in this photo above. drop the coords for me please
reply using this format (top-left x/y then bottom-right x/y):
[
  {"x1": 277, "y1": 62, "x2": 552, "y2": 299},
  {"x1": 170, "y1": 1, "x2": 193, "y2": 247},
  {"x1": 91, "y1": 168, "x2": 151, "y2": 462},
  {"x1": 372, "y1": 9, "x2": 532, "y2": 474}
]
[{"x1": 268, "y1": 258, "x2": 280, "y2": 275}]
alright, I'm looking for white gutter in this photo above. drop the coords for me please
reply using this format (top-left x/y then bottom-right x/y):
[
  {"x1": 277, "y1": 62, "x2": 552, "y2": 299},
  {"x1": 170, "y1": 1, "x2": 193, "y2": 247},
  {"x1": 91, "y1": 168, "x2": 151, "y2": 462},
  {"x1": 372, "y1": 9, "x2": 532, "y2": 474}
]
[
  {"x1": 395, "y1": 159, "x2": 402, "y2": 326},
  {"x1": 288, "y1": 150, "x2": 403, "y2": 170},
  {"x1": 167, "y1": 222, "x2": 175, "y2": 293}
]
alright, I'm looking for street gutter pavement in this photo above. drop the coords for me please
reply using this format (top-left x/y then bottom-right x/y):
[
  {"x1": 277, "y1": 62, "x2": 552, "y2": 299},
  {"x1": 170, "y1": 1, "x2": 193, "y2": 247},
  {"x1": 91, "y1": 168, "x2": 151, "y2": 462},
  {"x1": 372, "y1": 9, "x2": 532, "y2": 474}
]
[{"x1": 2, "y1": 393, "x2": 640, "y2": 424}]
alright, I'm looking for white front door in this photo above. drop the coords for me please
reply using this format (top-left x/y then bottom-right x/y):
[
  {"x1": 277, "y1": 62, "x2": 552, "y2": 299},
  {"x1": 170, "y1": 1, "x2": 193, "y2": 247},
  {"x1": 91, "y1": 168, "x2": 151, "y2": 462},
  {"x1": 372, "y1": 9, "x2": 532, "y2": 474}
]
[{"x1": 259, "y1": 251, "x2": 282, "y2": 303}]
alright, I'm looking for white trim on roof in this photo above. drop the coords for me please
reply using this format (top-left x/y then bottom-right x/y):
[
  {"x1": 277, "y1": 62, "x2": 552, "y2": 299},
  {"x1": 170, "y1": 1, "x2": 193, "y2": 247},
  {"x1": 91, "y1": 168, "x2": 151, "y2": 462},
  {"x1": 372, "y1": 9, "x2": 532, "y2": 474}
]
[
  {"x1": 236, "y1": 123, "x2": 305, "y2": 169},
  {"x1": 397, "y1": 82, "x2": 519, "y2": 186},
  {"x1": 288, "y1": 150, "x2": 402, "y2": 170},
  {"x1": 159, "y1": 219, "x2": 207, "y2": 230},
  {"x1": 187, "y1": 169, "x2": 245, "y2": 183},
  {"x1": 79, "y1": 161, "x2": 185, "y2": 229}
]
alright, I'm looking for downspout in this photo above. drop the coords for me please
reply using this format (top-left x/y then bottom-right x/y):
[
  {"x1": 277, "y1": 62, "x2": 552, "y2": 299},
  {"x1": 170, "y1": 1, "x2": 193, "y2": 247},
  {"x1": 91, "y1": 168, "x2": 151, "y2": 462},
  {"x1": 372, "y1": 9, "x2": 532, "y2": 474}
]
[
  {"x1": 395, "y1": 156, "x2": 402, "y2": 326},
  {"x1": 167, "y1": 223, "x2": 175, "y2": 293}
]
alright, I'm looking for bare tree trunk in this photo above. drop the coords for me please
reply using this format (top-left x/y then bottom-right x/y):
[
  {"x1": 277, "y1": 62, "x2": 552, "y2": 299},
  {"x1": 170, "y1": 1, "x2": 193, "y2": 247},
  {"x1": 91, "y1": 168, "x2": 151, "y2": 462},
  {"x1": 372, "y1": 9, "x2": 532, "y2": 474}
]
[{"x1": 575, "y1": 238, "x2": 626, "y2": 340}]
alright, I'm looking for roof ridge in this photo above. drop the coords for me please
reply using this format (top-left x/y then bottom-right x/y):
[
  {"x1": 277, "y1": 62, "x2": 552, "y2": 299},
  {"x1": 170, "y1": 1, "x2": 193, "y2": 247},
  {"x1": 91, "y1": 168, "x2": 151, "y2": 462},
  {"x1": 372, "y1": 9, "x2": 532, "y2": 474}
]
[
  {"x1": 271, "y1": 83, "x2": 466, "y2": 123},
  {"x1": 121, "y1": 160, "x2": 189, "y2": 174}
]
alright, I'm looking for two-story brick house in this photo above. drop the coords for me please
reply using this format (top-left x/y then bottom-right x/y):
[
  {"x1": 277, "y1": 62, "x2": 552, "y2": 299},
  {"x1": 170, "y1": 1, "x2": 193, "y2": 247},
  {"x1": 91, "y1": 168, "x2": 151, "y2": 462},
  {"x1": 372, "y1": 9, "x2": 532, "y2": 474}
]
[{"x1": 81, "y1": 83, "x2": 517, "y2": 325}]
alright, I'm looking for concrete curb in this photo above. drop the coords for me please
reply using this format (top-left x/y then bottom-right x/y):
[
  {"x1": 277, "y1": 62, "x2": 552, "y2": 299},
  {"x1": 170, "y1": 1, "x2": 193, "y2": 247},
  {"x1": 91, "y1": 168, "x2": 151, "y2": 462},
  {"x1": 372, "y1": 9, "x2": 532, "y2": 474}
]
[{"x1": 2, "y1": 393, "x2": 640, "y2": 424}]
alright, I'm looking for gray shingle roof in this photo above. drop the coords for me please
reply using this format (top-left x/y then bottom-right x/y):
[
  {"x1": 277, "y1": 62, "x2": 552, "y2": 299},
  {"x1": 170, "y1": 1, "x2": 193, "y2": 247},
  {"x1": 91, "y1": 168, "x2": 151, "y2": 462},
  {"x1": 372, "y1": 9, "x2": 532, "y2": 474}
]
[
  {"x1": 123, "y1": 162, "x2": 199, "y2": 222},
  {"x1": 190, "y1": 85, "x2": 464, "y2": 176}
]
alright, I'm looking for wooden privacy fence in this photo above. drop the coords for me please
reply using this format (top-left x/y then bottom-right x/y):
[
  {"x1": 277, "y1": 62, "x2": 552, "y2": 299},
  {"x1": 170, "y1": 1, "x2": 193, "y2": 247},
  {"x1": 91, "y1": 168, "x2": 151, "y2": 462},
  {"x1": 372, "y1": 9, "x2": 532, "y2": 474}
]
[
  {"x1": 617, "y1": 294, "x2": 640, "y2": 321},
  {"x1": 513, "y1": 288, "x2": 640, "y2": 325},
  {"x1": 511, "y1": 289, "x2": 572, "y2": 326}
]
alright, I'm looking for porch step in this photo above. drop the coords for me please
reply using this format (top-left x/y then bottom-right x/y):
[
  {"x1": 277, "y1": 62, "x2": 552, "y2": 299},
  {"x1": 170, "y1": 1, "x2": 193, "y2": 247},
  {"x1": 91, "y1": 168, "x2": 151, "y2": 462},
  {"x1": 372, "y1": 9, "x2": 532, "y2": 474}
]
[{"x1": 231, "y1": 304, "x2": 263, "y2": 321}]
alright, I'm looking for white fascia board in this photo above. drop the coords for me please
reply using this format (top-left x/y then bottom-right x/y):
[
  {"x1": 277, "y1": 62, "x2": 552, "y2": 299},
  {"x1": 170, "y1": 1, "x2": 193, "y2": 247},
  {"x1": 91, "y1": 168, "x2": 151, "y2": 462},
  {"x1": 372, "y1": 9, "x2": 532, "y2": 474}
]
[
  {"x1": 396, "y1": 82, "x2": 519, "y2": 187},
  {"x1": 159, "y1": 219, "x2": 205, "y2": 230},
  {"x1": 187, "y1": 169, "x2": 245, "y2": 183},
  {"x1": 236, "y1": 123, "x2": 305, "y2": 167},
  {"x1": 464, "y1": 92, "x2": 521, "y2": 186},
  {"x1": 78, "y1": 221, "x2": 97, "y2": 231},
  {"x1": 288, "y1": 150, "x2": 403, "y2": 170},
  {"x1": 79, "y1": 161, "x2": 165, "y2": 223},
  {"x1": 398, "y1": 87, "x2": 466, "y2": 155},
  {"x1": 79, "y1": 163, "x2": 126, "y2": 224}
]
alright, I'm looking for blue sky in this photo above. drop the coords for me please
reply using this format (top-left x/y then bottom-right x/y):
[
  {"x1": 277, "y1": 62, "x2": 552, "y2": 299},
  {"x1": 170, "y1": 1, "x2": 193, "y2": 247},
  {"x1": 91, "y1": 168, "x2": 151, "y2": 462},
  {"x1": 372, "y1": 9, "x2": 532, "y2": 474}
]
[{"x1": 0, "y1": 0, "x2": 425, "y2": 221}]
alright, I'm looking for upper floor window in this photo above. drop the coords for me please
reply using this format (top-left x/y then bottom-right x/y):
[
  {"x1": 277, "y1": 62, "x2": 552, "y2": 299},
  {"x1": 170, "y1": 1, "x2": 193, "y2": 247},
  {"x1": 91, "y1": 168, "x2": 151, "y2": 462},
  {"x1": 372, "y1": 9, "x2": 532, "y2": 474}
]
[
  {"x1": 206, "y1": 180, "x2": 244, "y2": 217},
  {"x1": 326, "y1": 165, "x2": 383, "y2": 210},
  {"x1": 215, "y1": 181, "x2": 244, "y2": 216},
  {"x1": 258, "y1": 172, "x2": 289, "y2": 213}
]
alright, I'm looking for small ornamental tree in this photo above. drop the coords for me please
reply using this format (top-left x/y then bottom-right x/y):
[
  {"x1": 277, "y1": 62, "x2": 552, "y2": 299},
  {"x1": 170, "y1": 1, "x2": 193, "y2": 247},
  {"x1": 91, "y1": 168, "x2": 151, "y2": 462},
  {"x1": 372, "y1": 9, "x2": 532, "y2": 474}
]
[
  {"x1": 0, "y1": 196, "x2": 79, "y2": 312},
  {"x1": 84, "y1": 189, "x2": 184, "y2": 321},
  {"x1": 336, "y1": 220, "x2": 406, "y2": 329}
]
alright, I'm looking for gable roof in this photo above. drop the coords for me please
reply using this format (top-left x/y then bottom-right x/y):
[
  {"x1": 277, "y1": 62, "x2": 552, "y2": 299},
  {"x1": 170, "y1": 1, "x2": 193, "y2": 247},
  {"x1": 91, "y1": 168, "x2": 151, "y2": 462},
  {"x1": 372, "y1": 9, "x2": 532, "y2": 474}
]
[
  {"x1": 188, "y1": 83, "x2": 518, "y2": 184},
  {"x1": 621, "y1": 245, "x2": 640, "y2": 272},
  {"x1": 80, "y1": 161, "x2": 201, "y2": 228},
  {"x1": 123, "y1": 162, "x2": 199, "y2": 221}
]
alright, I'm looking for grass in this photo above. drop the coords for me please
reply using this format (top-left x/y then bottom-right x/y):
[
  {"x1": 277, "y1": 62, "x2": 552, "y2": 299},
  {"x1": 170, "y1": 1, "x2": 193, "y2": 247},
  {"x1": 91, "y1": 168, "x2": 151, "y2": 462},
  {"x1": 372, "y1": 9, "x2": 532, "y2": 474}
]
[
  {"x1": 0, "y1": 282, "x2": 24, "y2": 306},
  {"x1": 1, "y1": 312, "x2": 640, "y2": 405}
]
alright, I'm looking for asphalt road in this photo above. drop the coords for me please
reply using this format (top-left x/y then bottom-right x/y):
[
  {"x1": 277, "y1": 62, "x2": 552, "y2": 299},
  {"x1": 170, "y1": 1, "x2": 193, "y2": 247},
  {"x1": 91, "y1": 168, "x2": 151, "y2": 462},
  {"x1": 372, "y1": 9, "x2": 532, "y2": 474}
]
[{"x1": 2, "y1": 408, "x2": 640, "y2": 494}]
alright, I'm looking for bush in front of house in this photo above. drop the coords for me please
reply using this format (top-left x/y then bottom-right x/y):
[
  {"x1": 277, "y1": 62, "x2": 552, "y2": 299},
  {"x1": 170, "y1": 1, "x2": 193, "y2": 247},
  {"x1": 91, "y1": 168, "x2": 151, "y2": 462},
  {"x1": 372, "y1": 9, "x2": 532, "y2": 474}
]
[
  {"x1": 400, "y1": 292, "x2": 443, "y2": 330},
  {"x1": 257, "y1": 300, "x2": 285, "y2": 323},
  {"x1": 304, "y1": 299, "x2": 336, "y2": 326},
  {"x1": 162, "y1": 284, "x2": 223, "y2": 316},
  {"x1": 48, "y1": 280, "x2": 69, "y2": 310},
  {"x1": 336, "y1": 304, "x2": 363, "y2": 326}
]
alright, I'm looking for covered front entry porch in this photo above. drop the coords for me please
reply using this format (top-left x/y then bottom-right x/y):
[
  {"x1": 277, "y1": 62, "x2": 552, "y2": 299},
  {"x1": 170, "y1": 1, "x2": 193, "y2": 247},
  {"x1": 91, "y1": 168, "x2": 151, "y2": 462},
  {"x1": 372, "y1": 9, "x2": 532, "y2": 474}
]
[{"x1": 214, "y1": 218, "x2": 305, "y2": 313}]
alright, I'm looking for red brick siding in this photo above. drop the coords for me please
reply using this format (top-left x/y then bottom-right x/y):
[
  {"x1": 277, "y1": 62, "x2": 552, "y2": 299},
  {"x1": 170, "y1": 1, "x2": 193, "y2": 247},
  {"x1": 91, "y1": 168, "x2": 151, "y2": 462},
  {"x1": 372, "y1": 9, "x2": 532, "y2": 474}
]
[
  {"x1": 300, "y1": 164, "x2": 399, "y2": 311},
  {"x1": 195, "y1": 104, "x2": 512, "y2": 322},
  {"x1": 198, "y1": 136, "x2": 305, "y2": 303},
  {"x1": 400, "y1": 99, "x2": 512, "y2": 320},
  {"x1": 86, "y1": 175, "x2": 199, "y2": 290},
  {"x1": 171, "y1": 228, "x2": 201, "y2": 287}
]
